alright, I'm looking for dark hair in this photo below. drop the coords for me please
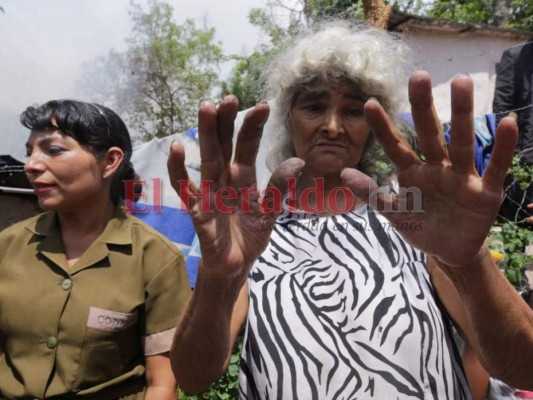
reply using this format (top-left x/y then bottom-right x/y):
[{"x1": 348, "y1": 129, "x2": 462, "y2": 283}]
[{"x1": 20, "y1": 99, "x2": 141, "y2": 204}]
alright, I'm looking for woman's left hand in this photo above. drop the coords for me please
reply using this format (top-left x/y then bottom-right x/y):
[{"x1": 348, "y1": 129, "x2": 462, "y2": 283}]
[{"x1": 342, "y1": 71, "x2": 518, "y2": 268}]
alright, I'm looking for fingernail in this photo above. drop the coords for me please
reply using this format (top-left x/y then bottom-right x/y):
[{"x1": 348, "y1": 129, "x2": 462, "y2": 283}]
[
  {"x1": 198, "y1": 99, "x2": 208, "y2": 107},
  {"x1": 259, "y1": 100, "x2": 268, "y2": 104},
  {"x1": 508, "y1": 111, "x2": 518, "y2": 121}
]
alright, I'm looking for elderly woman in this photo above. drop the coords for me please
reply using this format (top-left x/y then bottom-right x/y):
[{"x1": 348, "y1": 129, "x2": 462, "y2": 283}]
[
  {"x1": 169, "y1": 23, "x2": 533, "y2": 398},
  {"x1": 0, "y1": 100, "x2": 190, "y2": 399}
]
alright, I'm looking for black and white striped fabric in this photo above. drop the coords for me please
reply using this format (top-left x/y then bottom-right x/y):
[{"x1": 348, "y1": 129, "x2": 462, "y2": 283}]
[{"x1": 239, "y1": 205, "x2": 471, "y2": 400}]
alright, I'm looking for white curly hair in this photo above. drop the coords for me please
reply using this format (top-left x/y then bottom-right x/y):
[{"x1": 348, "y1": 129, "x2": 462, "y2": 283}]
[{"x1": 262, "y1": 21, "x2": 414, "y2": 182}]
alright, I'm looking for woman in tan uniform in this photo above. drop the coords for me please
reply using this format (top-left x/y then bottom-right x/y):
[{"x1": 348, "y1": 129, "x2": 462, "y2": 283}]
[{"x1": 0, "y1": 100, "x2": 190, "y2": 399}]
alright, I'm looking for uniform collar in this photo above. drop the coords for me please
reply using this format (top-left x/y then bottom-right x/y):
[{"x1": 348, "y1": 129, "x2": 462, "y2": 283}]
[
  {"x1": 24, "y1": 206, "x2": 133, "y2": 245},
  {"x1": 24, "y1": 206, "x2": 133, "y2": 275},
  {"x1": 97, "y1": 206, "x2": 133, "y2": 245}
]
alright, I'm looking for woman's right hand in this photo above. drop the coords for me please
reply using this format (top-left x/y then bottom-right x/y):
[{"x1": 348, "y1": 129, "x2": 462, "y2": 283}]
[{"x1": 167, "y1": 95, "x2": 303, "y2": 283}]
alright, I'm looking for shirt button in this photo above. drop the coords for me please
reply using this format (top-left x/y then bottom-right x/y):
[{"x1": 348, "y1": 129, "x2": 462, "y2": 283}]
[
  {"x1": 61, "y1": 278, "x2": 72, "y2": 290},
  {"x1": 46, "y1": 336, "x2": 58, "y2": 349}
]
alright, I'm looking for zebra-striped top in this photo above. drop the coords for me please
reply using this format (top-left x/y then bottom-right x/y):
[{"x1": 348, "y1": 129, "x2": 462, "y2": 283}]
[{"x1": 239, "y1": 205, "x2": 471, "y2": 400}]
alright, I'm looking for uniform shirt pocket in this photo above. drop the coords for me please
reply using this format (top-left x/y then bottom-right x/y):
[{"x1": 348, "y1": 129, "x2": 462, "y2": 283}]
[{"x1": 75, "y1": 307, "x2": 140, "y2": 389}]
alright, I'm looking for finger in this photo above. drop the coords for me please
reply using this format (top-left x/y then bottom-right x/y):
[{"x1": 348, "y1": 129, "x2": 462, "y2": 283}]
[
  {"x1": 409, "y1": 71, "x2": 448, "y2": 164},
  {"x1": 482, "y1": 116, "x2": 518, "y2": 193},
  {"x1": 528, "y1": 203, "x2": 533, "y2": 209},
  {"x1": 217, "y1": 95, "x2": 239, "y2": 165},
  {"x1": 167, "y1": 141, "x2": 200, "y2": 210},
  {"x1": 449, "y1": 75, "x2": 476, "y2": 174},
  {"x1": 234, "y1": 102, "x2": 270, "y2": 168},
  {"x1": 198, "y1": 100, "x2": 225, "y2": 181},
  {"x1": 340, "y1": 167, "x2": 398, "y2": 214},
  {"x1": 260, "y1": 157, "x2": 305, "y2": 217},
  {"x1": 364, "y1": 99, "x2": 421, "y2": 170}
]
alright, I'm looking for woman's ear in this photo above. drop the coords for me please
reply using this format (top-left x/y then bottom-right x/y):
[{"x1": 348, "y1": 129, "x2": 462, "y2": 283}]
[{"x1": 102, "y1": 147, "x2": 124, "y2": 179}]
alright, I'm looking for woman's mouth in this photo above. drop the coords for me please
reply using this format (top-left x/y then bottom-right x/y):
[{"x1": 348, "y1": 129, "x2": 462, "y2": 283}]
[{"x1": 32, "y1": 183, "x2": 56, "y2": 194}]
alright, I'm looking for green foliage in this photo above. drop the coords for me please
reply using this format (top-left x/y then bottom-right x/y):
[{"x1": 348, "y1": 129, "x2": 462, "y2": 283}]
[
  {"x1": 126, "y1": 1, "x2": 223, "y2": 140},
  {"x1": 219, "y1": 5, "x2": 303, "y2": 109},
  {"x1": 179, "y1": 339, "x2": 242, "y2": 400},
  {"x1": 219, "y1": 51, "x2": 272, "y2": 111},
  {"x1": 396, "y1": 0, "x2": 533, "y2": 31},
  {"x1": 508, "y1": 0, "x2": 533, "y2": 31},
  {"x1": 508, "y1": 155, "x2": 533, "y2": 190},
  {"x1": 425, "y1": 1, "x2": 494, "y2": 25},
  {"x1": 296, "y1": 0, "x2": 533, "y2": 31},
  {"x1": 489, "y1": 156, "x2": 533, "y2": 287},
  {"x1": 490, "y1": 221, "x2": 533, "y2": 287},
  {"x1": 304, "y1": 0, "x2": 363, "y2": 21},
  {"x1": 221, "y1": 0, "x2": 531, "y2": 113},
  {"x1": 80, "y1": 0, "x2": 224, "y2": 141}
]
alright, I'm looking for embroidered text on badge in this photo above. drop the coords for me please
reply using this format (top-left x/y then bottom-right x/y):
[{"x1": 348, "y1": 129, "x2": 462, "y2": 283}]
[{"x1": 87, "y1": 306, "x2": 138, "y2": 331}]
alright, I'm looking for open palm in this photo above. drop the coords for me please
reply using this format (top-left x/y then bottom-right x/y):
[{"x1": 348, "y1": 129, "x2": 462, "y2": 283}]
[
  {"x1": 167, "y1": 96, "x2": 303, "y2": 281},
  {"x1": 342, "y1": 72, "x2": 518, "y2": 268}
]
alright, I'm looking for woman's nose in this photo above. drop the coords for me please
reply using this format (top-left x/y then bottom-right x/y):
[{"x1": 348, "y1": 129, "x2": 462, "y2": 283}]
[
  {"x1": 324, "y1": 111, "x2": 344, "y2": 137},
  {"x1": 24, "y1": 151, "x2": 44, "y2": 174}
]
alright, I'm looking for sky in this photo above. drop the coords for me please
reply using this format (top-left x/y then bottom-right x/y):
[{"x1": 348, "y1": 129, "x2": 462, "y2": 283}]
[{"x1": 0, "y1": 0, "x2": 269, "y2": 159}]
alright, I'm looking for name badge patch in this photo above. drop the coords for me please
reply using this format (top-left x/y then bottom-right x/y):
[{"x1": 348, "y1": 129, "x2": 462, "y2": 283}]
[{"x1": 87, "y1": 306, "x2": 137, "y2": 331}]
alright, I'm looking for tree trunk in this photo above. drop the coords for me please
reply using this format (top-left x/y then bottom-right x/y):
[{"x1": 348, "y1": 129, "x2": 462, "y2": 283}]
[{"x1": 363, "y1": 0, "x2": 393, "y2": 29}]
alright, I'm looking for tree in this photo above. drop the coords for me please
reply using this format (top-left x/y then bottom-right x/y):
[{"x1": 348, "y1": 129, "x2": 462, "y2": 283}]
[
  {"x1": 220, "y1": 4, "x2": 304, "y2": 110},
  {"x1": 263, "y1": 0, "x2": 533, "y2": 31},
  {"x1": 80, "y1": 0, "x2": 224, "y2": 141},
  {"x1": 220, "y1": 0, "x2": 392, "y2": 110},
  {"x1": 79, "y1": 50, "x2": 133, "y2": 115},
  {"x1": 395, "y1": 0, "x2": 532, "y2": 31},
  {"x1": 303, "y1": 0, "x2": 532, "y2": 30},
  {"x1": 219, "y1": 51, "x2": 271, "y2": 111},
  {"x1": 221, "y1": 0, "x2": 531, "y2": 111},
  {"x1": 303, "y1": 0, "x2": 363, "y2": 20}
]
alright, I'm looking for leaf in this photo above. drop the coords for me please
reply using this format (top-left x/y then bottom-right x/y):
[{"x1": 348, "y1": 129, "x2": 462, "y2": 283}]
[{"x1": 79, "y1": 0, "x2": 224, "y2": 140}]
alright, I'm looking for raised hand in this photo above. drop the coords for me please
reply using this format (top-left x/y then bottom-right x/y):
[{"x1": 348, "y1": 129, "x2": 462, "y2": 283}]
[
  {"x1": 167, "y1": 95, "x2": 303, "y2": 281},
  {"x1": 341, "y1": 71, "x2": 518, "y2": 268}
]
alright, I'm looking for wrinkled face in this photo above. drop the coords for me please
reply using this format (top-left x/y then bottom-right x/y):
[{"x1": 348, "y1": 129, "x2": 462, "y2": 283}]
[
  {"x1": 24, "y1": 130, "x2": 106, "y2": 212},
  {"x1": 289, "y1": 83, "x2": 372, "y2": 175}
]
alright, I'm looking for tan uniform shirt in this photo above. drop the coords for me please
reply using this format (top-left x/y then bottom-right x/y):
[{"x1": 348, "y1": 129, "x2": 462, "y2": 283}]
[{"x1": 0, "y1": 207, "x2": 191, "y2": 399}]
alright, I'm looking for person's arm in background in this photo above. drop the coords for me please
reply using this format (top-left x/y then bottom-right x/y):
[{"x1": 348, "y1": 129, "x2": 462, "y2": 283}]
[
  {"x1": 431, "y1": 250, "x2": 533, "y2": 389},
  {"x1": 145, "y1": 354, "x2": 177, "y2": 400},
  {"x1": 492, "y1": 48, "x2": 516, "y2": 126},
  {"x1": 171, "y1": 273, "x2": 249, "y2": 393},
  {"x1": 140, "y1": 227, "x2": 192, "y2": 397},
  {"x1": 462, "y1": 344, "x2": 491, "y2": 400},
  {"x1": 168, "y1": 96, "x2": 303, "y2": 393},
  {"x1": 428, "y1": 260, "x2": 490, "y2": 400}
]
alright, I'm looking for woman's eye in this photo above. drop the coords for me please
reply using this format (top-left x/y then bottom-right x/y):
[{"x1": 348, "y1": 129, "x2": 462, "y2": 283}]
[
  {"x1": 47, "y1": 146, "x2": 65, "y2": 155},
  {"x1": 304, "y1": 104, "x2": 322, "y2": 114},
  {"x1": 347, "y1": 108, "x2": 364, "y2": 117}
]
